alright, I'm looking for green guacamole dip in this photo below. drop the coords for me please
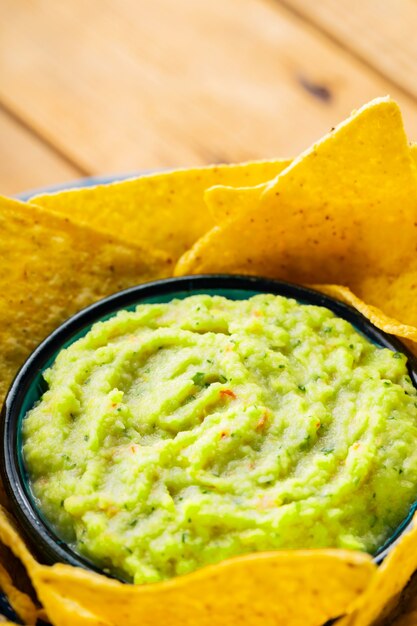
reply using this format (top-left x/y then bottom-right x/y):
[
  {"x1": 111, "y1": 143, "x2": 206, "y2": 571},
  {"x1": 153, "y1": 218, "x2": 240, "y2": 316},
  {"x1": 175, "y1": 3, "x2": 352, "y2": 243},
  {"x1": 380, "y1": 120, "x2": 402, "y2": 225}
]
[{"x1": 23, "y1": 294, "x2": 417, "y2": 583}]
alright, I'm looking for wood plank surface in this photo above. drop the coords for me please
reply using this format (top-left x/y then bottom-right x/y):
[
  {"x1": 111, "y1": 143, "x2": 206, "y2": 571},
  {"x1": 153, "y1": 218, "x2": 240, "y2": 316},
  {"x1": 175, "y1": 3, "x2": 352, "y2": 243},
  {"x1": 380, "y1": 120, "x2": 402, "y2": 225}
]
[
  {"x1": 0, "y1": 107, "x2": 82, "y2": 195},
  {"x1": 1, "y1": 0, "x2": 417, "y2": 195},
  {"x1": 279, "y1": 0, "x2": 417, "y2": 100}
]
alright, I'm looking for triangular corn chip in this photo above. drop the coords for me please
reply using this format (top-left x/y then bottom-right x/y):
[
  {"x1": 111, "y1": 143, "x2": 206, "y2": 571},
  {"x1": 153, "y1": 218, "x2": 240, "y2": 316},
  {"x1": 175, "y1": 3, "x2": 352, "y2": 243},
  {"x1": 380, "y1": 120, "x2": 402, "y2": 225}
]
[
  {"x1": 0, "y1": 195, "x2": 170, "y2": 404},
  {"x1": 313, "y1": 284, "x2": 417, "y2": 343},
  {"x1": 208, "y1": 143, "x2": 417, "y2": 224},
  {"x1": 0, "y1": 561, "x2": 37, "y2": 625},
  {"x1": 175, "y1": 99, "x2": 417, "y2": 348},
  {"x1": 0, "y1": 507, "x2": 376, "y2": 626},
  {"x1": 32, "y1": 160, "x2": 291, "y2": 263},
  {"x1": 337, "y1": 514, "x2": 417, "y2": 625}
]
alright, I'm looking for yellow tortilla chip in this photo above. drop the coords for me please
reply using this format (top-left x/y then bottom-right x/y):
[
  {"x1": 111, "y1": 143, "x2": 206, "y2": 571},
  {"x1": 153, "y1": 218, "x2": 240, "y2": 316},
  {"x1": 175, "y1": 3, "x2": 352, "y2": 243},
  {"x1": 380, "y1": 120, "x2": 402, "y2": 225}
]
[
  {"x1": 34, "y1": 586, "x2": 113, "y2": 626},
  {"x1": 33, "y1": 552, "x2": 374, "y2": 626},
  {"x1": 208, "y1": 143, "x2": 417, "y2": 224},
  {"x1": 0, "y1": 561, "x2": 37, "y2": 625},
  {"x1": 208, "y1": 143, "x2": 417, "y2": 225},
  {"x1": 175, "y1": 98, "x2": 417, "y2": 348},
  {"x1": 337, "y1": 514, "x2": 417, "y2": 625},
  {"x1": 313, "y1": 285, "x2": 417, "y2": 343},
  {"x1": 207, "y1": 183, "x2": 266, "y2": 222},
  {"x1": 0, "y1": 195, "x2": 170, "y2": 405},
  {"x1": 0, "y1": 508, "x2": 39, "y2": 574},
  {"x1": 32, "y1": 160, "x2": 291, "y2": 263},
  {"x1": 0, "y1": 506, "x2": 375, "y2": 626},
  {"x1": 0, "y1": 511, "x2": 40, "y2": 624}
]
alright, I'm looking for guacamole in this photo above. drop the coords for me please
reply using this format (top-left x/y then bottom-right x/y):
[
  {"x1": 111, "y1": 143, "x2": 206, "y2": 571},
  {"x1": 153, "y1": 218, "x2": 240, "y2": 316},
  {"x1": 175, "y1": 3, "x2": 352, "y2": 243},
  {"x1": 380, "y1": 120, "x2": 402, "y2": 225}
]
[{"x1": 23, "y1": 294, "x2": 417, "y2": 584}]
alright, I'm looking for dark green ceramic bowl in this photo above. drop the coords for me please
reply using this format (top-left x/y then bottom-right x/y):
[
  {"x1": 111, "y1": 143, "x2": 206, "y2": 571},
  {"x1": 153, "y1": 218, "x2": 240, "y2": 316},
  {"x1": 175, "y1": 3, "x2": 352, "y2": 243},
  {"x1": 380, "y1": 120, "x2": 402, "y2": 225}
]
[{"x1": 2, "y1": 275, "x2": 417, "y2": 581}]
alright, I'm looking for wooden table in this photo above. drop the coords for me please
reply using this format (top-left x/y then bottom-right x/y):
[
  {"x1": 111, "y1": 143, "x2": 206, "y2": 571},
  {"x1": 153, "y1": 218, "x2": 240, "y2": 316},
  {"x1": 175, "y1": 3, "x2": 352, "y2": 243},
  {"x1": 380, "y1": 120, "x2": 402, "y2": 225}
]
[{"x1": 1, "y1": 0, "x2": 417, "y2": 195}]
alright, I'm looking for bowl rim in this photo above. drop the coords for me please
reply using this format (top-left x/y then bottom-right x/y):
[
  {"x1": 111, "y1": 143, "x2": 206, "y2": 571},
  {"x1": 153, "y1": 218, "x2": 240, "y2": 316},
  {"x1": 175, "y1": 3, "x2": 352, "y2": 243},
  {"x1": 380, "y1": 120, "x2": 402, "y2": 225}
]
[{"x1": 2, "y1": 273, "x2": 417, "y2": 579}]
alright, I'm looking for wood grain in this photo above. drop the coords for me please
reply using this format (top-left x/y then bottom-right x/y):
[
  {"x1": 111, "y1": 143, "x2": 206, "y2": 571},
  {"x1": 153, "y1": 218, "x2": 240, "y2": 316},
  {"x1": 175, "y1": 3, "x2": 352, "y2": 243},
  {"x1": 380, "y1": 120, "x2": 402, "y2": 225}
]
[
  {"x1": 0, "y1": 107, "x2": 82, "y2": 195},
  {"x1": 1, "y1": 0, "x2": 417, "y2": 187},
  {"x1": 279, "y1": 0, "x2": 417, "y2": 100}
]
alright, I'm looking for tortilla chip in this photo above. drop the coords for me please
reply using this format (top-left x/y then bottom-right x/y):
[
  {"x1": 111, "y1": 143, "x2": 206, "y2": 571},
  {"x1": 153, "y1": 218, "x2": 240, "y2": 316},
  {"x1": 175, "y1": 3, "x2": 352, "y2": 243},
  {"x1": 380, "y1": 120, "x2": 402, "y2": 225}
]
[
  {"x1": 31, "y1": 160, "x2": 291, "y2": 264},
  {"x1": 209, "y1": 143, "x2": 417, "y2": 224},
  {"x1": 313, "y1": 285, "x2": 417, "y2": 343},
  {"x1": 0, "y1": 195, "x2": 170, "y2": 405},
  {"x1": 337, "y1": 514, "x2": 417, "y2": 625},
  {"x1": 33, "y1": 552, "x2": 375, "y2": 626},
  {"x1": 0, "y1": 508, "x2": 112, "y2": 625},
  {"x1": 0, "y1": 510, "x2": 41, "y2": 623},
  {"x1": 0, "y1": 506, "x2": 375, "y2": 626},
  {"x1": 203, "y1": 142, "x2": 417, "y2": 348},
  {"x1": 207, "y1": 183, "x2": 266, "y2": 222},
  {"x1": 0, "y1": 561, "x2": 37, "y2": 626},
  {"x1": 0, "y1": 509, "x2": 38, "y2": 574},
  {"x1": 34, "y1": 586, "x2": 113, "y2": 626},
  {"x1": 175, "y1": 98, "x2": 417, "y2": 349}
]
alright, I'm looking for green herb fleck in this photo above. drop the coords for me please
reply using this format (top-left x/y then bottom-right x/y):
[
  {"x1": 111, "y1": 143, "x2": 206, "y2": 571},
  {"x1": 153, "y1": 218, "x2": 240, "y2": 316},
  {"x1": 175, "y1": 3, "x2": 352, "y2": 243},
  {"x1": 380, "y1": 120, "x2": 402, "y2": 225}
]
[
  {"x1": 322, "y1": 447, "x2": 334, "y2": 455},
  {"x1": 192, "y1": 372, "x2": 206, "y2": 386}
]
